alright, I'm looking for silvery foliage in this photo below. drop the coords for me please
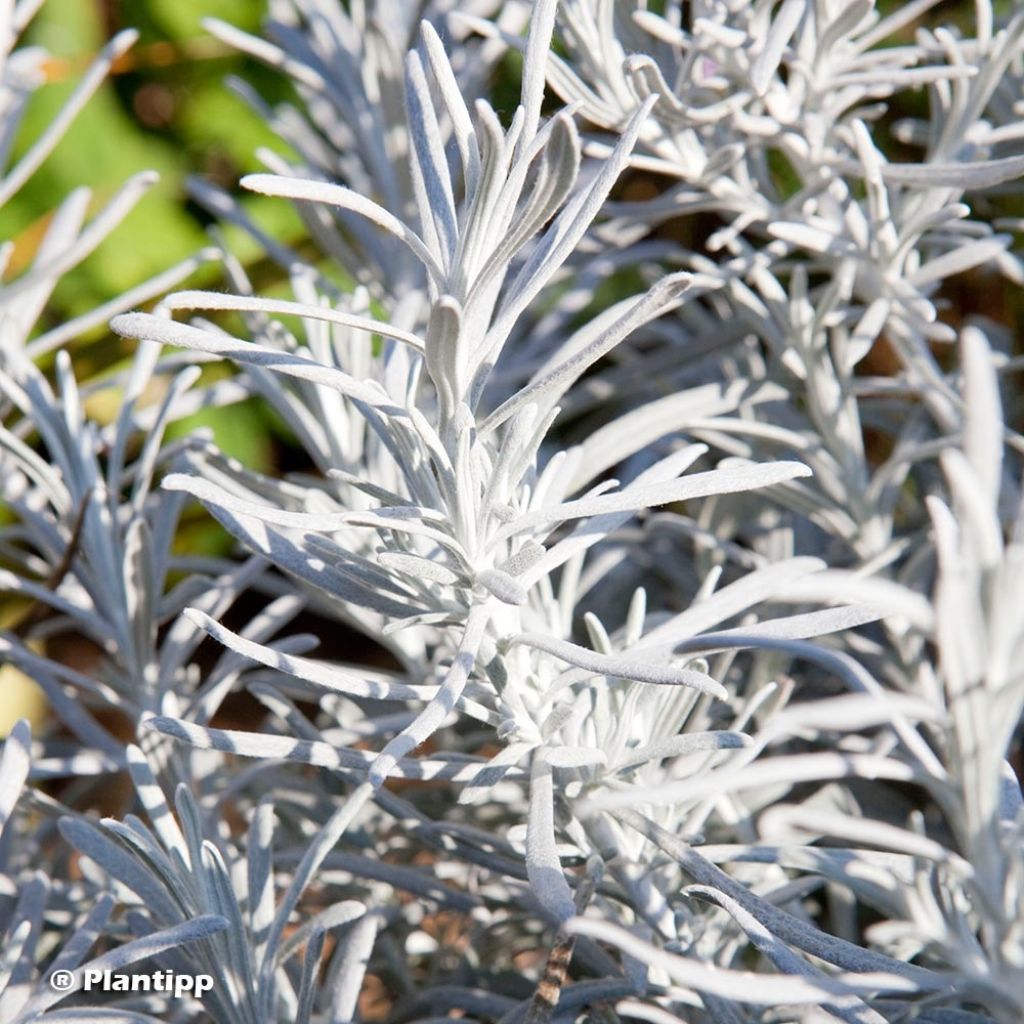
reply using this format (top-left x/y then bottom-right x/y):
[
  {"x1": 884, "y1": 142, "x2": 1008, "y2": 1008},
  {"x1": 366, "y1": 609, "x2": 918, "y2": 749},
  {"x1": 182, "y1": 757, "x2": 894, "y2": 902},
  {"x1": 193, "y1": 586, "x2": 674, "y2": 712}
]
[
  {"x1": 195, "y1": 0, "x2": 529, "y2": 313},
  {"x1": 1, "y1": 1, "x2": 1023, "y2": 1023},
  {"x1": 1, "y1": 3, "x2": 294, "y2": 1020},
  {"x1": 520, "y1": 0, "x2": 1024, "y2": 561},
  {"x1": 0, "y1": 0, "x2": 257, "y2": 750}
]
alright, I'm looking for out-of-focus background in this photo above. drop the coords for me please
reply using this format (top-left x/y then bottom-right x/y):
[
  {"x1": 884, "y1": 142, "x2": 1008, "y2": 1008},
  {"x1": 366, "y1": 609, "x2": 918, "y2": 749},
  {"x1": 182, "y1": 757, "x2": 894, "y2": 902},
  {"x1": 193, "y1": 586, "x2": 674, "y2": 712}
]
[{"x1": 0, "y1": 0, "x2": 295, "y2": 472}]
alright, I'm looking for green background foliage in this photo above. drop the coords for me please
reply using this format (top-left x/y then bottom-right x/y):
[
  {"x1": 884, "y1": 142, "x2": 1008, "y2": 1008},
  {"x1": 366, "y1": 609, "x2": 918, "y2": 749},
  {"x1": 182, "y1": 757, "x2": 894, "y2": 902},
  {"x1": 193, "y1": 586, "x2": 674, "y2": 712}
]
[{"x1": 0, "y1": 0, "x2": 301, "y2": 473}]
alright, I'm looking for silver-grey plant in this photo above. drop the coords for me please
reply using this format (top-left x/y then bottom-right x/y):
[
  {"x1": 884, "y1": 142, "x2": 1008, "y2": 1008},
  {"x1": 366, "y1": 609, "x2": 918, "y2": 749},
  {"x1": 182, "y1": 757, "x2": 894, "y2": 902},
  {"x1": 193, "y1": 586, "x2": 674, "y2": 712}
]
[{"x1": 2, "y1": 1, "x2": 1023, "y2": 1023}]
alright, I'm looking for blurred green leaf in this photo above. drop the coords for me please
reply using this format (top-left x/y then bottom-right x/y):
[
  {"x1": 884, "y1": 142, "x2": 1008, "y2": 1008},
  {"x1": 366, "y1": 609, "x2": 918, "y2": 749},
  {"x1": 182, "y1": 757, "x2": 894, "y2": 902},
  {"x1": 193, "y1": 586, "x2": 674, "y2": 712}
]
[
  {"x1": 146, "y1": 0, "x2": 264, "y2": 40},
  {"x1": 166, "y1": 393, "x2": 274, "y2": 474}
]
